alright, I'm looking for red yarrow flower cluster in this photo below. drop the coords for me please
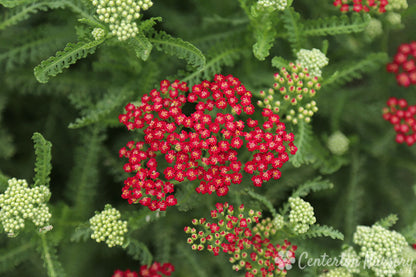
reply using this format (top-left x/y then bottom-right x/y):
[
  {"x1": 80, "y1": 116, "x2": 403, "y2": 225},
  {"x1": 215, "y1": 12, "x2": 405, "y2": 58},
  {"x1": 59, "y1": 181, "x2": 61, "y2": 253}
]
[
  {"x1": 413, "y1": 243, "x2": 416, "y2": 250},
  {"x1": 185, "y1": 202, "x2": 297, "y2": 277},
  {"x1": 386, "y1": 41, "x2": 416, "y2": 87},
  {"x1": 112, "y1": 262, "x2": 174, "y2": 277},
  {"x1": 333, "y1": 0, "x2": 388, "y2": 13},
  {"x1": 383, "y1": 97, "x2": 416, "y2": 146},
  {"x1": 119, "y1": 75, "x2": 297, "y2": 210}
]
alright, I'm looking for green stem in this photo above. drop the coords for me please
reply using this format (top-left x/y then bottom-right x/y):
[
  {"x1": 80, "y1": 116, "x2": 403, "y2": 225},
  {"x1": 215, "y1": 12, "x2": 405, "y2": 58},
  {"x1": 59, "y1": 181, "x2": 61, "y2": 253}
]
[{"x1": 40, "y1": 234, "x2": 58, "y2": 277}]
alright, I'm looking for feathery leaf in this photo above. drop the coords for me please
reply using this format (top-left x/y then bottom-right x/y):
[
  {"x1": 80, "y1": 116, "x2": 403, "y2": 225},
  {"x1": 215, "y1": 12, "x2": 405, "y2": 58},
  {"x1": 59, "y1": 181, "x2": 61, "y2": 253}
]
[
  {"x1": 34, "y1": 39, "x2": 105, "y2": 83},
  {"x1": 303, "y1": 13, "x2": 371, "y2": 36},
  {"x1": 298, "y1": 224, "x2": 344, "y2": 240},
  {"x1": 374, "y1": 214, "x2": 398, "y2": 229},
  {"x1": 32, "y1": 132, "x2": 52, "y2": 187}
]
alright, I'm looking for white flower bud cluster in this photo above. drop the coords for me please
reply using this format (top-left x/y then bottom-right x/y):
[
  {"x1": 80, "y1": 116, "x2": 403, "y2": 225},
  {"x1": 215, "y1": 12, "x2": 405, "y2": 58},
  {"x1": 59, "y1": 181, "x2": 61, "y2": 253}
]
[
  {"x1": 90, "y1": 0, "x2": 153, "y2": 41},
  {"x1": 353, "y1": 225, "x2": 408, "y2": 277},
  {"x1": 256, "y1": 0, "x2": 287, "y2": 11},
  {"x1": 89, "y1": 204, "x2": 128, "y2": 247},
  {"x1": 272, "y1": 214, "x2": 284, "y2": 230},
  {"x1": 92, "y1": 27, "x2": 106, "y2": 40},
  {"x1": 320, "y1": 268, "x2": 353, "y2": 277},
  {"x1": 398, "y1": 246, "x2": 416, "y2": 277},
  {"x1": 327, "y1": 131, "x2": 349, "y2": 155},
  {"x1": 386, "y1": 12, "x2": 402, "y2": 26},
  {"x1": 365, "y1": 18, "x2": 383, "y2": 40},
  {"x1": 288, "y1": 197, "x2": 316, "y2": 234},
  {"x1": 295, "y1": 48, "x2": 329, "y2": 77},
  {"x1": 340, "y1": 246, "x2": 361, "y2": 274},
  {"x1": 0, "y1": 178, "x2": 51, "y2": 237},
  {"x1": 386, "y1": 0, "x2": 408, "y2": 11}
]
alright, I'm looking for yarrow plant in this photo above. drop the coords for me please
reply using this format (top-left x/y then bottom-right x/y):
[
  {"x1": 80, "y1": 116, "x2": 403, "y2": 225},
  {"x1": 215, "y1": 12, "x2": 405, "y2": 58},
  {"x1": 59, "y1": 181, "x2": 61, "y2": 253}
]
[
  {"x1": 119, "y1": 75, "x2": 297, "y2": 211},
  {"x1": 184, "y1": 202, "x2": 297, "y2": 276},
  {"x1": 112, "y1": 262, "x2": 175, "y2": 277},
  {"x1": 386, "y1": 41, "x2": 416, "y2": 87},
  {"x1": 382, "y1": 97, "x2": 416, "y2": 146},
  {"x1": 89, "y1": 204, "x2": 128, "y2": 247},
  {"x1": 327, "y1": 131, "x2": 350, "y2": 155},
  {"x1": 333, "y1": 0, "x2": 389, "y2": 13},
  {"x1": 258, "y1": 63, "x2": 321, "y2": 124},
  {"x1": 0, "y1": 178, "x2": 51, "y2": 237}
]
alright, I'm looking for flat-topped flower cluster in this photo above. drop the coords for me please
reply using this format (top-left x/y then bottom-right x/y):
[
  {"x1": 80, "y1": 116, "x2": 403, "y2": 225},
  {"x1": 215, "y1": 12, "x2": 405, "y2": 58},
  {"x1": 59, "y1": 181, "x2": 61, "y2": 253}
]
[{"x1": 119, "y1": 75, "x2": 297, "y2": 211}]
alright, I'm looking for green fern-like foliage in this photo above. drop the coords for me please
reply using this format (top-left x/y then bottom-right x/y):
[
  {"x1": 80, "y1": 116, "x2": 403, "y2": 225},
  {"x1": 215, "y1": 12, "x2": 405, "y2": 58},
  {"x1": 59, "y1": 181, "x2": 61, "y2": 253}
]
[
  {"x1": 150, "y1": 31, "x2": 206, "y2": 70},
  {"x1": 291, "y1": 177, "x2": 334, "y2": 198},
  {"x1": 70, "y1": 225, "x2": 93, "y2": 243},
  {"x1": 34, "y1": 39, "x2": 105, "y2": 83},
  {"x1": 303, "y1": 13, "x2": 371, "y2": 36},
  {"x1": 32, "y1": 132, "x2": 52, "y2": 188},
  {"x1": 126, "y1": 209, "x2": 166, "y2": 233},
  {"x1": 249, "y1": 9, "x2": 279, "y2": 61},
  {"x1": 0, "y1": 1, "x2": 66, "y2": 30},
  {"x1": 0, "y1": 0, "x2": 33, "y2": 8},
  {"x1": 126, "y1": 239, "x2": 153, "y2": 265},
  {"x1": 282, "y1": 8, "x2": 304, "y2": 53},
  {"x1": 324, "y1": 52, "x2": 389, "y2": 88},
  {"x1": 291, "y1": 121, "x2": 315, "y2": 168},
  {"x1": 127, "y1": 34, "x2": 153, "y2": 61},
  {"x1": 246, "y1": 189, "x2": 277, "y2": 218},
  {"x1": 68, "y1": 89, "x2": 133, "y2": 129},
  {"x1": 271, "y1": 56, "x2": 290, "y2": 69},
  {"x1": 66, "y1": 127, "x2": 105, "y2": 218},
  {"x1": 0, "y1": 240, "x2": 35, "y2": 273},
  {"x1": 298, "y1": 224, "x2": 344, "y2": 240},
  {"x1": 374, "y1": 214, "x2": 398, "y2": 229}
]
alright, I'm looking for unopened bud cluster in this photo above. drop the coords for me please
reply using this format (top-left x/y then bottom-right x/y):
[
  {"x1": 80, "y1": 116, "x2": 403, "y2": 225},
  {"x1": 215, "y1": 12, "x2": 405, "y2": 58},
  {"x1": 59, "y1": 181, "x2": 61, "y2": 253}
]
[
  {"x1": 319, "y1": 268, "x2": 353, "y2": 277},
  {"x1": 92, "y1": 27, "x2": 106, "y2": 40},
  {"x1": 90, "y1": 0, "x2": 153, "y2": 41},
  {"x1": 353, "y1": 225, "x2": 408, "y2": 277},
  {"x1": 340, "y1": 246, "x2": 360, "y2": 274},
  {"x1": 256, "y1": 0, "x2": 288, "y2": 11},
  {"x1": 365, "y1": 18, "x2": 383, "y2": 40},
  {"x1": 327, "y1": 131, "x2": 350, "y2": 155},
  {"x1": 385, "y1": 0, "x2": 408, "y2": 10},
  {"x1": 295, "y1": 48, "x2": 328, "y2": 77},
  {"x1": 0, "y1": 178, "x2": 51, "y2": 237},
  {"x1": 257, "y1": 63, "x2": 321, "y2": 125},
  {"x1": 288, "y1": 197, "x2": 316, "y2": 234},
  {"x1": 89, "y1": 204, "x2": 128, "y2": 247}
]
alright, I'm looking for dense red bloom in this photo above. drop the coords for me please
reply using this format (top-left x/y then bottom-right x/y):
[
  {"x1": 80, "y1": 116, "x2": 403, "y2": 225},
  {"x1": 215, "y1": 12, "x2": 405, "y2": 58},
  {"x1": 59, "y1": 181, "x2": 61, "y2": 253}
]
[
  {"x1": 185, "y1": 203, "x2": 297, "y2": 276},
  {"x1": 113, "y1": 263, "x2": 175, "y2": 277},
  {"x1": 383, "y1": 97, "x2": 416, "y2": 146},
  {"x1": 119, "y1": 75, "x2": 297, "y2": 210},
  {"x1": 333, "y1": 0, "x2": 388, "y2": 13},
  {"x1": 387, "y1": 41, "x2": 416, "y2": 87},
  {"x1": 413, "y1": 243, "x2": 416, "y2": 250}
]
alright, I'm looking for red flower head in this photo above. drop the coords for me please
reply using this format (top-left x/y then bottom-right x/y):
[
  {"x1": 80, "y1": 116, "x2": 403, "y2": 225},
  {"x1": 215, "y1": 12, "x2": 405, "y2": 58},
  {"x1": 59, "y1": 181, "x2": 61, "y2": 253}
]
[
  {"x1": 333, "y1": 0, "x2": 388, "y2": 13},
  {"x1": 383, "y1": 97, "x2": 416, "y2": 146},
  {"x1": 119, "y1": 75, "x2": 296, "y2": 210},
  {"x1": 387, "y1": 41, "x2": 416, "y2": 87}
]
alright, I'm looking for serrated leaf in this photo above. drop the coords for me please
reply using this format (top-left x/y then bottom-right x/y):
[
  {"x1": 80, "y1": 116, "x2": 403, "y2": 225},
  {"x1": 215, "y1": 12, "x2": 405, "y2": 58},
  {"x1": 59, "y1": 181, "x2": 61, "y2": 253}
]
[
  {"x1": 291, "y1": 120, "x2": 315, "y2": 167},
  {"x1": 0, "y1": 0, "x2": 33, "y2": 8},
  {"x1": 374, "y1": 214, "x2": 398, "y2": 229},
  {"x1": 127, "y1": 33, "x2": 152, "y2": 61},
  {"x1": 324, "y1": 52, "x2": 388, "y2": 87},
  {"x1": 34, "y1": 39, "x2": 105, "y2": 83},
  {"x1": 150, "y1": 31, "x2": 206, "y2": 69},
  {"x1": 299, "y1": 224, "x2": 344, "y2": 240},
  {"x1": 271, "y1": 56, "x2": 290, "y2": 69},
  {"x1": 32, "y1": 132, "x2": 52, "y2": 187},
  {"x1": 126, "y1": 239, "x2": 153, "y2": 265},
  {"x1": 291, "y1": 177, "x2": 334, "y2": 198},
  {"x1": 303, "y1": 13, "x2": 371, "y2": 36},
  {"x1": 282, "y1": 7, "x2": 304, "y2": 52}
]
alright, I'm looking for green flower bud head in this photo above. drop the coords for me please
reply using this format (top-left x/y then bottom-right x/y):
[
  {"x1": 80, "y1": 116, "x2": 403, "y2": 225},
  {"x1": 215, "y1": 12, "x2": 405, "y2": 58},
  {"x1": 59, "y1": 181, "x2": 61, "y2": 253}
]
[
  {"x1": 386, "y1": 12, "x2": 402, "y2": 26},
  {"x1": 295, "y1": 48, "x2": 329, "y2": 78},
  {"x1": 340, "y1": 246, "x2": 361, "y2": 274},
  {"x1": 353, "y1": 225, "x2": 408, "y2": 277},
  {"x1": 288, "y1": 197, "x2": 316, "y2": 234},
  {"x1": 385, "y1": 0, "x2": 408, "y2": 11},
  {"x1": 365, "y1": 18, "x2": 383, "y2": 40},
  {"x1": 327, "y1": 131, "x2": 349, "y2": 155},
  {"x1": 272, "y1": 214, "x2": 284, "y2": 230},
  {"x1": 0, "y1": 178, "x2": 52, "y2": 237},
  {"x1": 257, "y1": 0, "x2": 288, "y2": 11},
  {"x1": 92, "y1": 27, "x2": 106, "y2": 40},
  {"x1": 89, "y1": 204, "x2": 128, "y2": 248},
  {"x1": 90, "y1": 0, "x2": 153, "y2": 41}
]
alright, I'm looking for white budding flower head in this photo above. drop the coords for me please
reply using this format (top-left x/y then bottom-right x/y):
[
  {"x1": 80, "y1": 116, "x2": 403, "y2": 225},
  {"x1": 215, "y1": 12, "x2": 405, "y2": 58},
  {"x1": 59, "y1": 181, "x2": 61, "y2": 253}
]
[
  {"x1": 288, "y1": 197, "x2": 316, "y2": 234},
  {"x1": 295, "y1": 48, "x2": 329, "y2": 77},
  {"x1": 89, "y1": 204, "x2": 128, "y2": 248},
  {"x1": 0, "y1": 178, "x2": 52, "y2": 236},
  {"x1": 327, "y1": 131, "x2": 349, "y2": 156}
]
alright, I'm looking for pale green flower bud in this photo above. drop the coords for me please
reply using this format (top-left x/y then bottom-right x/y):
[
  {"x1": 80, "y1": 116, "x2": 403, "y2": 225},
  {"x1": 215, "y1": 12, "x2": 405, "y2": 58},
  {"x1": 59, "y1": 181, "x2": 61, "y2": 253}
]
[
  {"x1": 288, "y1": 197, "x2": 316, "y2": 234},
  {"x1": 327, "y1": 131, "x2": 349, "y2": 155}
]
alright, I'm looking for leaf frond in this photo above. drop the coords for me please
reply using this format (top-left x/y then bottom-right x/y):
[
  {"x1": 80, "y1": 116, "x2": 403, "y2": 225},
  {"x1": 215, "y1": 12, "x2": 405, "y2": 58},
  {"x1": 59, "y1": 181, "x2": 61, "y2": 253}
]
[{"x1": 32, "y1": 132, "x2": 52, "y2": 187}]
